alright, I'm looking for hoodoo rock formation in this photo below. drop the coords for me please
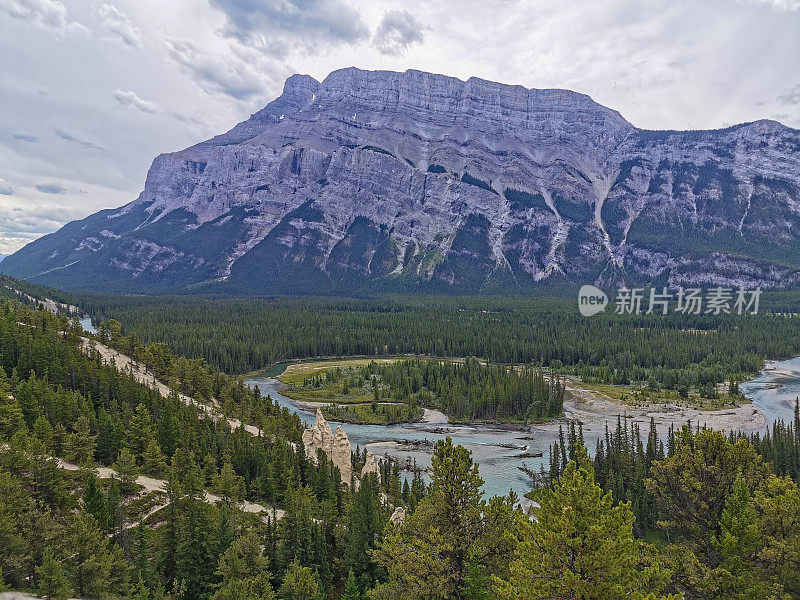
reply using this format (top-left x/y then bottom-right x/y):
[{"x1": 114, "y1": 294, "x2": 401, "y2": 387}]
[{"x1": 301, "y1": 408, "x2": 380, "y2": 487}]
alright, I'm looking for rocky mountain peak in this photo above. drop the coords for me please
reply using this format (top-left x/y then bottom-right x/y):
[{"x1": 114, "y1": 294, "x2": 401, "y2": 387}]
[{"x1": 3, "y1": 68, "x2": 799, "y2": 294}]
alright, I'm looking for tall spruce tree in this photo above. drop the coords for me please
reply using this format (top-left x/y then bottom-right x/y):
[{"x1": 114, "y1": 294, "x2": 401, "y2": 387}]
[
  {"x1": 494, "y1": 443, "x2": 675, "y2": 600},
  {"x1": 371, "y1": 437, "x2": 515, "y2": 600}
]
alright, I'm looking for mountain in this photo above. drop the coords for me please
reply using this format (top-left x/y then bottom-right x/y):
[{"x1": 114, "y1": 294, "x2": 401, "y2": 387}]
[{"x1": 3, "y1": 68, "x2": 800, "y2": 294}]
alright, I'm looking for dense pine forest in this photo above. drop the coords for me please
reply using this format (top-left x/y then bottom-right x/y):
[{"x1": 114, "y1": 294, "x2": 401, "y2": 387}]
[
  {"x1": 79, "y1": 294, "x2": 800, "y2": 392},
  {"x1": 0, "y1": 299, "x2": 416, "y2": 599},
  {"x1": 308, "y1": 359, "x2": 566, "y2": 422},
  {"x1": 2, "y1": 282, "x2": 800, "y2": 598}
]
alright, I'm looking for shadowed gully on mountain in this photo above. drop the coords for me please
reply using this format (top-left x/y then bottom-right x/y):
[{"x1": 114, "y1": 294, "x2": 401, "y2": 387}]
[{"x1": 3, "y1": 68, "x2": 800, "y2": 294}]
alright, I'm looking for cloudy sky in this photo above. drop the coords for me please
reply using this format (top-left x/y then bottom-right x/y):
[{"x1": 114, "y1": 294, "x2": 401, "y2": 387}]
[{"x1": 1, "y1": 0, "x2": 799, "y2": 255}]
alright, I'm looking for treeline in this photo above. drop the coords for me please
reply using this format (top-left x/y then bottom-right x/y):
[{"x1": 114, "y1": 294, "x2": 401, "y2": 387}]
[
  {"x1": 362, "y1": 427, "x2": 800, "y2": 599},
  {"x1": 0, "y1": 273, "x2": 78, "y2": 307},
  {"x1": 95, "y1": 317, "x2": 266, "y2": 420},
  {"x1": 78, "y1": 294, "x2": 800, "y2": 391},
  {"x1": 354, "y1": 358, "x2": 564, "y2": 421},
  {"x1": 548, "y1": 404, "x2": 800, "y2": 538},
  {"x1": 535, "y1": 423, "x2": 800, "y2": 599}
]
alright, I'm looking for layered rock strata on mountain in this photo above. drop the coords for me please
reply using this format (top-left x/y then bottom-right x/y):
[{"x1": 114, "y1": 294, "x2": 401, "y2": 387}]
[{"x1": 4, "y1": 68, "x2": 800, "y2": 293}]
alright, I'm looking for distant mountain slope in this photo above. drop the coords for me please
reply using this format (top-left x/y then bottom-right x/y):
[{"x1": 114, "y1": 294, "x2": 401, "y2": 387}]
[{"x1": 3, "y1": 68, "x2": 800, "y2": 294}]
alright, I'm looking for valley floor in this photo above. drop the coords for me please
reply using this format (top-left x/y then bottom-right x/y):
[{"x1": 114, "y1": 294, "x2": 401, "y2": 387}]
[
  {"x1": 272, "y1": 356, "x2": 766, "y2": 434},
  {"x1": 555, "y1": 379, "x2": 765, "y2": 439}
]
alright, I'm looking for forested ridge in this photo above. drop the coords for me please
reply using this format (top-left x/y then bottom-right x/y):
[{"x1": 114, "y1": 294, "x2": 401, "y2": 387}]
[
  {"x1": 0, "y1": 299, "x2": 416, "y2": 599},
  {"x1": 79, "y1": 294, "x2": 800, "y2": 392}
]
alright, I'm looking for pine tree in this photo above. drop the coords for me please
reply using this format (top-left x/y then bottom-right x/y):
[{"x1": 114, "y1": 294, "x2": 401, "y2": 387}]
[
  {"x1": 213, "y1": 532, "x2": 274, "y2": 600},
  {"x1": 215, "y1": 532, "x2": 270, "y2": 585},
  {"x1": 345, "y1": 473, "x2": 380, "y2": 586},
  {"x1": 32, "y1": 415, "x2": 54, "y2": 451},
  {"x1": 342, "y1": 570, "x2": 362, "y2": 600},
  {"x1": 214, "y1": 459, "x2": 246, "y2": 506},
  {"x1": 0, "y1": 382, "x2": 25, "y2": 440},
  {"x1": 704, "y1": 476, "x2": 781, "y2": 599},
  {"x1": 65, "y1": 513, "x2": 116, "y2": 599},
  {"x1": 372, "y1": 438, "x2": 515, "y2": 600},
  {"x1": 494, "y1": 443, "x2": 675, "y2": 600},
  {"x1": 36, "y1": 547, "x2": 71, "y2": 600},
  {"x1": 142, "y1": 439, "x2": 168, "y2": 478},
  {"x1": 82, "y1": 472, "x2": 109, "y2": 531},
  {"x1": 126, "y1": 404, "x2": 156, "y2": 461},
  {"x1": 279, "y1": 559, "x2": 318, "y2": 600},
  {"x1": 646, "y1": 428, "x2": 772, "y2": 550},
  {"x1": 173, "y1": 456, "x2": 216, "y2": 599},
  {"x1": 113, "y1": 447, "x2": 139, "y2": 496},
  {"x1": 63, "y1": 415, "x2": 97, "y2": 466}
]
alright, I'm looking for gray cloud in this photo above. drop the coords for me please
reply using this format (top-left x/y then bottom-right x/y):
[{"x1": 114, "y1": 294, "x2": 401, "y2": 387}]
[
  {"x1": 0, "y1": 0, "x2": 88, "y2": 37},
  {"x1": 778, "y1": 84, "x2": 800, "y2": 105},
  {"x1": 35, "y1": 183, "x2": 66, "y2": 194},
  {"x1": 164, "y1": 37, "x2": 268, "y2": 100},
  {"x1": 1, "y1": 0, "x2": 799, "y2": 258},
  {"x1": 95, "y1": 3, "x2": 143, "y2": 48},
  {"x1": 0, "y1": 204, "x2": 71, "y2": 231},
  {"x1": 0, "y1": 203, "x2": 82, "y2": 253},
  {"x1": 113, "y1": 89, "x2": 158, "y2": 113},
  {"x1": 13, "y1": 133, "x2": 37, "y2": 142},
  {"x1": 373, "y1": 10, "x2": 424, "y2": 56},
  {"x1": 750, "y1": 0, "x2": 800, "y2": 9},
  {"x1": 208, "y1": 0, "x2": 368, "y2": 45},
  {"x1": 0, "y1": 178, "x2": 14, "y2": 195},
  {"x1": 55, "y1": 128, "x2": 104, "y2": 151}
]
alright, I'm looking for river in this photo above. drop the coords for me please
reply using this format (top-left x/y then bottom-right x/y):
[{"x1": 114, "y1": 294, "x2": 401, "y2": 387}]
[
  {"x1": 248, "y1": 356, "x2": 800, "y2": 501},
  {"x1": 80, "y1": 317, "x2": 97, "y2": 334},
  {"x1": 247, "y1": 375, "x2": 547, "y2": 500},
  {"x1": 740, "y1": 357, "x2": 800, "y2": 425}
]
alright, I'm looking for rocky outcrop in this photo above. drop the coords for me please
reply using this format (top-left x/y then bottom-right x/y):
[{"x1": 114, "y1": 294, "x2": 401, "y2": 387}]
[
  {"x1": 5, "y1": 68, "x2": 800, "y2": 293},
  {"x1": 301, "y1": 409, "x2": 384, "y2": 487},
  {"x1": 332, "y1": 425, "x2": 353, "y2": 483},
  {"x1": 389, "y1": 506, "x2": 407, "y2": 525},
  {"x1": 302, "y1": 408, "x2": 353, "y2": 485},
  {"x1": 301, "y1": 408, "x2": 335, "y2": 459},
  {"x1": 361, "y1": 451, "x2": 381, "y2": 483}
]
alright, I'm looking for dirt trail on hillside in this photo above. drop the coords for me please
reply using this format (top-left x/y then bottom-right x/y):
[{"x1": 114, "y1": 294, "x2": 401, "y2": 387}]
[
  {"x1": 82, "y1": 337, "x2": 262, "y2": 436},
  {"x1": 77, "y1": 338, "x2": 286, "y2": 521},
  {"x1": 57, "y1": 457, "x2": 284, "y2": 526}
]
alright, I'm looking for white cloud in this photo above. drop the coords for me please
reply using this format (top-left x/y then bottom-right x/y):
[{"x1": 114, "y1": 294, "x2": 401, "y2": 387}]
[
  {"x1": 95, "y1": 3, "x2": 142, "y2": 48},
  {"x1": 113, "y1": 89, "x2": 158, "y2": 113},
  {"x1": 749, "y1": 0, "x2": 800, "y2": 10},
  {"x1": 0, "y1": 178, "x2": 14, "y2": 195},
  {"x1": 0, "y1": 0, "x2": 88, "y2": 37},
  {"x1": 373, "y1": 10, "x2": 424, "y2": 55},
  {"x1": 163, "y1": 37, "x2": 270, "y2": 100},
  {"x1": 778, "y1": 83, "x2": 800, "y2": 105},
  {"x1": 0, "y1": 201, "x2": 83, "y2": 253}
]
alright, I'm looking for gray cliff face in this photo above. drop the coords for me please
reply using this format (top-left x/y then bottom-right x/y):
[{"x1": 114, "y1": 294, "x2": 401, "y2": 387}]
[{"x1": 4, "y1": 68, "x2": 800, "y2": 294}]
